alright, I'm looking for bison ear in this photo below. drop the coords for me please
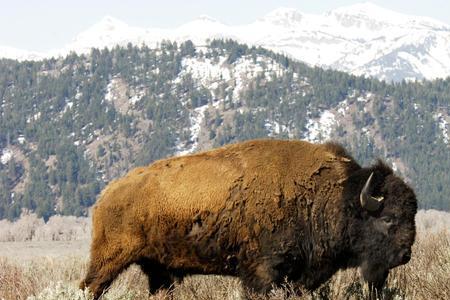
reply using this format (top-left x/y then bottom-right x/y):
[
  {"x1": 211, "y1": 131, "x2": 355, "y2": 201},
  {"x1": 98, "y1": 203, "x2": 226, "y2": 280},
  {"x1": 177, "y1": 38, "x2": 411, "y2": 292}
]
[{"x1": 360, "y1": 172, "x2": 384, "y2": 212}]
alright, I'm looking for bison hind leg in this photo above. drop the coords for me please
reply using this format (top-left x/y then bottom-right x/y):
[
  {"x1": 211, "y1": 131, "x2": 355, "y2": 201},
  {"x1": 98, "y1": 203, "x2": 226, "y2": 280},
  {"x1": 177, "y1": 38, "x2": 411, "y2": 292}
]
[{"x1": 137, "y1": 258, "x2": 180, "y2": 294}]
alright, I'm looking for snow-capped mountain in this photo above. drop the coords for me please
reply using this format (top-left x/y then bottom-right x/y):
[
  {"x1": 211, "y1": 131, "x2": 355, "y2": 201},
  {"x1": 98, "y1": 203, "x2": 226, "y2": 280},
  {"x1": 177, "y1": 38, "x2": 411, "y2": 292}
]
[
  {"x1": 0, "y1": 46, "x2": 45, "y2": 61},
  {"x1": 2, "y1": 2, "x2": 450, "y2": 81}
]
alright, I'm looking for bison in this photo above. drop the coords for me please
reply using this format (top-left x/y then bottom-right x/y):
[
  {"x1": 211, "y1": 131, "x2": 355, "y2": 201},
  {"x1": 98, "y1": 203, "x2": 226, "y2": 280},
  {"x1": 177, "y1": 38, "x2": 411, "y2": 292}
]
[{"x1": 80, "y1": 139, "x2": 417, "y2": 299}]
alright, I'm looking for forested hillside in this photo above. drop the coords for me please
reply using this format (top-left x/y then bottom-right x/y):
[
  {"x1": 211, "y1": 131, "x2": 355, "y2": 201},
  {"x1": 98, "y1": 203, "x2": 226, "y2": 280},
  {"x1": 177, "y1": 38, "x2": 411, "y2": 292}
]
[{"x1": 1, "y1": 39, "x2": 449, "y2": 220}]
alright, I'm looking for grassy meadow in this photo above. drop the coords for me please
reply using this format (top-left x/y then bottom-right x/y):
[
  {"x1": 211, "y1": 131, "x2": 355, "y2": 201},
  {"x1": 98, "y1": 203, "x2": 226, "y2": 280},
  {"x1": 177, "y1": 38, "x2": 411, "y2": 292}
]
[{"x1": 0, "y1": 210, "x2": 449, "y2": 300}]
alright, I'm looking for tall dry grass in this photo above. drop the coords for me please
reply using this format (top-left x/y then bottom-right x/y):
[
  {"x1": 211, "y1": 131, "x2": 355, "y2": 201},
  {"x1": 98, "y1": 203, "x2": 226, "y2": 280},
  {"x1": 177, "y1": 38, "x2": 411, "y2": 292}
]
[
  {"x1": 1, "y1": 228, "x2": 449, "y2": 300},
  {"x1": 0, "y1": 232, "x2": 450, "y2": 300}
]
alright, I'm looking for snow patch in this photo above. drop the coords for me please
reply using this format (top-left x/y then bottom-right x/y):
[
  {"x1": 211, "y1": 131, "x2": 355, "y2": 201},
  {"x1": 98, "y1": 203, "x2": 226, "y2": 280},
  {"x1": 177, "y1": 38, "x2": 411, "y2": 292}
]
[
  {"x1": 337, "y1": 99, "x2": 349, "y2": 115},
  {"x1": 391, "y1": 161, "x2": 398, "y2": 172},
  {"x1": 129, "y1": 89, "x2": 145, "y2": 105},
  {"x1": 232, "y1": 56, "x2": 283, "y2": 100},
  {"x1": 105, "y1": 79, "x2": 117, "y2": 102},
  {"x1": 175, "y1": 104, "x2": 209, "y2": 155},
  {"x1": 362, "y1": 126, "x2": 370, "y2": 136},
  {"x1": 179, "y1": 56, "x2": 231, "y2": 89},
  {"x1": 27, "y1": 112, "x2": 41, "y2": 124},
  {"x1": 357, "y1": 95, "x2": 370, "y2": 103},
  {"x1": 303, "y1": 110, "x2": 336, "y2": 142},
  {"x1": 435, "y1": 113, "x2": 449, "y2": 144},
  {"x1": 64, "y1": 101, "x2": 74, "y2": 113},
  {"x1": 1, "y1": 148, "x2": 13, "y2": 164},
  {"x1": 178, "y1": 54, "x2": 284, "y2": 103},
  {"x1": 265, "y1": 120, "x2": 293, "y2": 138},
  {"x1": 17, "y1": 135, "x2": 26, "y2": 144}
]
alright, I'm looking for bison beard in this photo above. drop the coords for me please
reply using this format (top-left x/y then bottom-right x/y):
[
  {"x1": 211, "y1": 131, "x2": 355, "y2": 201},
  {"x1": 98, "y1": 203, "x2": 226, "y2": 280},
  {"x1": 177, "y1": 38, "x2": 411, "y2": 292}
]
[{"x1": 80, "y1": 139, "x2": 417, "y2": 299}]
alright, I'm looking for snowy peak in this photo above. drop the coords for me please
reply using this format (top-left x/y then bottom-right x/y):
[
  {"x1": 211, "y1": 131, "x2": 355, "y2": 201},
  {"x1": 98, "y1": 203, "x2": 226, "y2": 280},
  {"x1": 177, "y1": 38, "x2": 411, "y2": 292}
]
[
  {"x1": 260, "y1": 7, "x2": 304, "y2": 27},
  {"x1": 328, "y1": 2, "x2": 400, "y2": 27},
  {"x1": 330, "y1": 2, "x2": 401, "y2": 18},
  {"x1": 328, "y1": 2, "x2": 450, "y2": 30},
  {"x1": 2, "y1": 4, "x2": 450, "y2": 81},
  {"x1": 193, "y1": 14, "x2": 222, "y2": 24},
  {"x1": 93, "y1": 16, "x2": 130, "y2": 32},
  {"x1": 0, "y1": 46, "x2": 44, "y2": 61},
  {"x1": 177, "y1": 14, "x2": 227, "y2": 30},
  {"x1": 175, "y1": 15, "x2": 232, "y2": 44},
  {"x1": 63, "y1": 16, "x2": 148, "y2": 54},
  {"x1": 71, "y1": 15, "x2": 139, "y2": 44}
]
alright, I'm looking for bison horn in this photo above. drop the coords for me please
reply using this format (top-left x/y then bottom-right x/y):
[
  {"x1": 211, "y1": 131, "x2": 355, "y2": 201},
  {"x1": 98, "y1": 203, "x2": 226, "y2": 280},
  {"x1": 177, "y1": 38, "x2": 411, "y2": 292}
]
[{"x1": 360, "y1": 172, "x2": 384, "y2": 212}]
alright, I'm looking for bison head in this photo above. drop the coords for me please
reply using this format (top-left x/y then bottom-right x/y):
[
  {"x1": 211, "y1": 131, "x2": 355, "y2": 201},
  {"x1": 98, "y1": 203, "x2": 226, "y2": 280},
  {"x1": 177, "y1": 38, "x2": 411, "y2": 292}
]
[{"x1": 353, "y1": 167, "x2": 417, "y2": 293}]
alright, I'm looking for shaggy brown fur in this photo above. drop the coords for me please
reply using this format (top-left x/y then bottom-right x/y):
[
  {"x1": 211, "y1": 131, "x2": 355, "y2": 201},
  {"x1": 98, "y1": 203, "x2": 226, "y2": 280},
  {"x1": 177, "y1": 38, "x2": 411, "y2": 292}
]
[{"x1": 80, "y1": 139, "x2": 417, "y2": 299}]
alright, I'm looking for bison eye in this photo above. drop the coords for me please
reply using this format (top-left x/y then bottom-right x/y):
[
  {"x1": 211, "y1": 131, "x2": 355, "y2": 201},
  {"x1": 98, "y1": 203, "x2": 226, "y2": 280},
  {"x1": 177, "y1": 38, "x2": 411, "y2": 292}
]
[{"x1": 380, "y1": 216, "x2": 394, "y2": 226}]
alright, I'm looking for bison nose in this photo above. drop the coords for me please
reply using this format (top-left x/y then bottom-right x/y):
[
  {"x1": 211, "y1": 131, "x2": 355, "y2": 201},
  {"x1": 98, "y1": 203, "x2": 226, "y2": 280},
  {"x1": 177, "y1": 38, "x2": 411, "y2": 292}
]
[{"x1": 400, "y1": 249, "x2": 411, "y2": 264}]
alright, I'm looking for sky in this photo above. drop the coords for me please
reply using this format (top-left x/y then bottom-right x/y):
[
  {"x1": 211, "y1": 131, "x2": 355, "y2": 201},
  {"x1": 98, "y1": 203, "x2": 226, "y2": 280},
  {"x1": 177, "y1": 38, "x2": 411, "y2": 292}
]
[{"x1": 1, "y1": 0, "x2": 450, "y2": 52}]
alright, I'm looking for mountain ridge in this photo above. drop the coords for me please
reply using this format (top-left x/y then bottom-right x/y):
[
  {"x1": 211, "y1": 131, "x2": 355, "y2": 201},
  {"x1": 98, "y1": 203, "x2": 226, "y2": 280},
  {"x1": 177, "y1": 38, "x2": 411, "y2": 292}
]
[
  {"x1": 1, "y1": 40, "x2": 450, "y2": 220},
  {"x1": 2, "y1": 2, "x2": 450, "y2": 81}
]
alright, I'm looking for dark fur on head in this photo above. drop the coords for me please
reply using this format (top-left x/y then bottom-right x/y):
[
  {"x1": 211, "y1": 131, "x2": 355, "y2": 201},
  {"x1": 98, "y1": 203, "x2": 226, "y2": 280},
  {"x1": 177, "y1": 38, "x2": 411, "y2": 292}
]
[{"x1": 343, "y1": 160, "x2": 417, "y2": 293}]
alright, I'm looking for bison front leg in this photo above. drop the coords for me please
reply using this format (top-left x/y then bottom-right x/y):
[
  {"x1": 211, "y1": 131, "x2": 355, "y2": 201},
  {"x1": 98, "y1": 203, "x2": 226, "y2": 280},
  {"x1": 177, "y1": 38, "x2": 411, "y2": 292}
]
[
  {"x1": 366, "y1": 271, "x2": 388, "y2": 300},
  {"x1": 360, "y1": 261, "x2": 389, "y2": 300},
  {"x1": 82, "y1": 255, "x2": 135, "y2": 300},
  {"x1": 239, "y1": 258, "x2": 285, "y2": 294},
  {"x1": 81, "y1": 246, "x2": 140, "y2": 300},
  {"x1": 137, "y1": 258, "x2": 180, "y2": 294}
]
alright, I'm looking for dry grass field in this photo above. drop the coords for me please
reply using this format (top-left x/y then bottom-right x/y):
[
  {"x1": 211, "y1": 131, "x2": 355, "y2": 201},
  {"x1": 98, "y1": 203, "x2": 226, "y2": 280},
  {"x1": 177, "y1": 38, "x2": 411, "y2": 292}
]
[{"x1": 0, "y1": 210, "x2": 449, "y2": 300}]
